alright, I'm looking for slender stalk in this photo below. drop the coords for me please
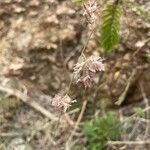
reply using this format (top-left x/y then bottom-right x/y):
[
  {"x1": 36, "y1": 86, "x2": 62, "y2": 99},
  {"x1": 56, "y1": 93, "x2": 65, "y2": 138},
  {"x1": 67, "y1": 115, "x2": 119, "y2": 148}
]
[
  {"x1": 66, "y1": 27, "x2": 95, "y2": 95},
  {"x1": 81, "y1": 28, "x2": 95, "y2": 56}
]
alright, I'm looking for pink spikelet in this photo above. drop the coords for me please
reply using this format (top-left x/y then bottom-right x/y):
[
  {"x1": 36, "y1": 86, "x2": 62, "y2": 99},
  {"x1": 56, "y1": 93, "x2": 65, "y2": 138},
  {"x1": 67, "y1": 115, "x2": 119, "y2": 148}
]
[
  {"x1": 83, "y1": 0, "x2": 99, "y2": 28},
  {"x1": 83, "y1": 75, "x2": 93, "y2": 88},
  {"x1": 51, "y1": 94, "x2": 76, "y2": 112},
  {"x1": 73, "y1": 55, "x2": 105, "y2": 88},
  {"x1": 87, "y1": 55, "x2": 105, "y2": 72}
]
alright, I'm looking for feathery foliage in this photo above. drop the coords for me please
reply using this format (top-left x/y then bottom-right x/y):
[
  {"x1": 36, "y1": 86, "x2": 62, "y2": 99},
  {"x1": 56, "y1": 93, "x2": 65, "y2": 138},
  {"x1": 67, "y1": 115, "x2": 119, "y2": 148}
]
[
  {"x1": 72, "y1": 0, "x2": 85, "y2": 4},
  {"x1": 83, "y1": 112, "x2": 122, "y2": 150},
  {"x1": 133, "y1": 107, "x2": 145, "y2": 117},
  {"x1": 100, "y1": 3, "x2": 121, "y2": 53}
]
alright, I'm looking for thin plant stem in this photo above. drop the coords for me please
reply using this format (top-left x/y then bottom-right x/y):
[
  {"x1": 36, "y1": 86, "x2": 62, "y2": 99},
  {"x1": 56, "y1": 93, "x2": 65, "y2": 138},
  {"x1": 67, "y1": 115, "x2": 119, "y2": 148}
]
[
  {"x1": 66, "y1": 74, "x2": 74, "y2": 94},
  {"x1": 81, "y1": 28, "x2": 96, "y2": 56},
  {"x1": 53, "y1": 112, "x2": 63, "y2": 140},
  {"x1": 66, "y1": 27, "x2": 95, "y2": 95}
]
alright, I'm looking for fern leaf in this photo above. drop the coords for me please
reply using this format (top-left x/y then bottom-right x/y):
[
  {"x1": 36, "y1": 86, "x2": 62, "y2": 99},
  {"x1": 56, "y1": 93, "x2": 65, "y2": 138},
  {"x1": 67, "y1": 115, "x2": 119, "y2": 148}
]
[
  {"x1": 72, "y1": 0, "x2": 86, "y2": 4},
  {"x1": 100, "y1": 4, "x2": 121, "y2": 53}
]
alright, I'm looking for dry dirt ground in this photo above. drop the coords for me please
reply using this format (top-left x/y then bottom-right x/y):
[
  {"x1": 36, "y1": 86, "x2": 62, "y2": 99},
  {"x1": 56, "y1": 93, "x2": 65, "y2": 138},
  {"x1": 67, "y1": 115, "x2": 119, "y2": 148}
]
[{"x1": 0, "y1": 0, "x2": 150, "y2": 149}]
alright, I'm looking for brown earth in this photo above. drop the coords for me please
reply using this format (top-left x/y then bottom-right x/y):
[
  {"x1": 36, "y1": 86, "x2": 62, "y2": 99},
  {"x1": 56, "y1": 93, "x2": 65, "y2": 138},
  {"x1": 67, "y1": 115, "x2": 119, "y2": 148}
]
[
  {"x1": 0, "y1": 0, "x2": 150, "y2": 149},
  {"x1": 0, "y1": 0, "x2": 149, "y2": 103}
]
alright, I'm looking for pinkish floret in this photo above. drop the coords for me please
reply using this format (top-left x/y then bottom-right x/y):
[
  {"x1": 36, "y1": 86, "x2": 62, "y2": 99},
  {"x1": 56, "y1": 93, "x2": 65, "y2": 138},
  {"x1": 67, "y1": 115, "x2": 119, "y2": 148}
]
[{"x1": 73, "y1": 55, "x2": 105, "y2": 88}]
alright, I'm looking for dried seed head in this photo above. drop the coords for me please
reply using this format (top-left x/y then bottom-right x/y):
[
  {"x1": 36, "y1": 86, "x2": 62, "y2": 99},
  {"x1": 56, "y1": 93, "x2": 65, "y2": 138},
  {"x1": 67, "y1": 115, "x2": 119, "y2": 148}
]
[
  {"x1": 87, "y1": 55, "x2": 105, "y2": 72},
  {"x1": 83, "y1": 0, "x2": 99, "y2": 28},
  {"x1": 83, "y1": 75, "x2": 93, "y2": 88},
  {"x1": 73, "y1": 55, "x2": 105, "y2": 88},
  {"x1": 51, "y1": 94, "x2": 76, "y2": 112}
]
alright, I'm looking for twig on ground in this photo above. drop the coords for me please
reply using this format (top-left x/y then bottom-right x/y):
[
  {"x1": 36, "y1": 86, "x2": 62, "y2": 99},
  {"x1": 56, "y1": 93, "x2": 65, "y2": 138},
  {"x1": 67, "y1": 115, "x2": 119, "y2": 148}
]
[
  {"x1": 107, "y1": 141, "x2": 150, "y2": 145},
  {"x1": 0, "y1": 132, "x2": 21, "y2": 137},
  {"x1": 0, "y1": 85, "x2": 73, "y2": 125},
  {"x1": 118, "y1": 83, "x2": 150, "y2": 141},
  {"x1": 115, "y1": 69, "x2": 137, "y2": 106},
  {"x1": 0, "y1": 85, "x2": 74, "y2": 126},
  {"x1": 128, "y1": 88, "x2": 149, "y2": 141},
  {"x1": 139, "y1": 83, "x2": 150, "y2": 140},
  {"x1": 132, "y1": 38, "x2": 150, "y2": 57},
  {"x1": 120, "y1": 106, "x2": 150, "y2": 121},
  {"x1": 128, "y1": 118, "x2": 141, "y2": 140},
  {"x1": 132, "y1": 117, "x2": 150, "y2": 124},
  {"x1": 66, "y1": 100, "x2": 88, "y2": 149}
]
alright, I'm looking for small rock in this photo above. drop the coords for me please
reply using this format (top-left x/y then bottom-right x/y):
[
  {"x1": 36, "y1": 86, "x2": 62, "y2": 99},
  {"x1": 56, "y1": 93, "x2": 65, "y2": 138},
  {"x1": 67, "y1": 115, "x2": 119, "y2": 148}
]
[
  {"x1": 56, "y1": 5, "x2": 75, "y2": 15},
  {"x1": 135, "y1": 40, "x2": 146, "y2": 48},
  {"x1": 123, "y1": 53, "x2": 131, "y2": 61},
  {"x1": 7, "y1": 138, "x2": 32, "y2": 150},
  {"x1": 58, "y1": 28, "x2": 76, "y2": 41},
  {"x1": 14, "y1": 32, "x2": 32, "y2": 51}
]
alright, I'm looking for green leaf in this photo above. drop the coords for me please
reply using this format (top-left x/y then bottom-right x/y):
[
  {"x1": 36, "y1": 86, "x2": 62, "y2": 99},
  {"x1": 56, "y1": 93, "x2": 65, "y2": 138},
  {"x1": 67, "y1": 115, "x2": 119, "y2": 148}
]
[
  {"x1": 72, "y1": 0, "x2": 102, "y2": 5},
  {"x1": 100, "y1": 4, "x2": 121, "y2": 53},
  {"x1": 72, "y1": 0, "x2": 86, "y2": 4},
  {"x1": 83, "y1": 112, "x2": 121, "y2": 150},
  {"x1": 133, "y1": 107, "x2": 145, "y2": 117}
]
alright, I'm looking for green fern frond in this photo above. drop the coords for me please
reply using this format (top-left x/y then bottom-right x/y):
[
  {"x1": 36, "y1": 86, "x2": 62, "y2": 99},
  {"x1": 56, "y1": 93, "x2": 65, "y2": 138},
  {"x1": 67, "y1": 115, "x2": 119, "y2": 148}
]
[
  {"x1": 100, "y1": 4, "x2": 121, "y2": 53},
  {"x1": 72, "y1": 0, "x2": 86, "y2": 4}
]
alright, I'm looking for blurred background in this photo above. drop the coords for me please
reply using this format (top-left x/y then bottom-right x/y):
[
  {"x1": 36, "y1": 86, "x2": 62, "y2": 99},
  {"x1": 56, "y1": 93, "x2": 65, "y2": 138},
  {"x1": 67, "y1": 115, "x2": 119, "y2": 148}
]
[{"x1": 0, "y1": 0, "x2": 150, "y2": 149}]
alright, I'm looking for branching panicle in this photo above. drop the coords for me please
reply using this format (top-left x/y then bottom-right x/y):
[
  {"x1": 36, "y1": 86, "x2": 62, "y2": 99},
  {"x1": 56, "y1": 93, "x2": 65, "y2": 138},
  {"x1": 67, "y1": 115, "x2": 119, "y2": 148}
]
[
  {"x1": 73, "y1": 55, "x2": 105, "y2": 88},
  {"x1": 51, "y1": 94, "x2": 76, "y2": 112},
  {"x1": 83, "y1": 0, "x2": 99, "y2": 28}
]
